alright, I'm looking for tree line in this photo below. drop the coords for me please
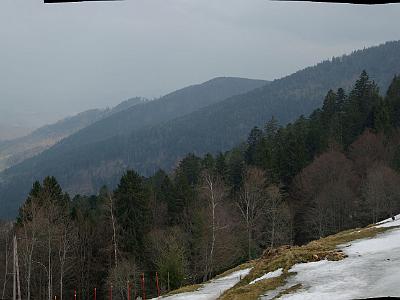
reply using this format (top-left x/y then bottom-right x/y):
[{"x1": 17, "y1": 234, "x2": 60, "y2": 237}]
[{"x1": 1, "y1": 71, "x2": 400, "y2": 299}]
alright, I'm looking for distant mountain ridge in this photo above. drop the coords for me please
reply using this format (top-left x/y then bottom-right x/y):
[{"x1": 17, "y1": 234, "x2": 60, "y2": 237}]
[
  {"x1": 0, "y1": 77, "x2": 268, "y2": 217},
  {"x1": 0, "y1": 97, "x2": 147, "y2": 171},
  {"x1": 0, "y1": 123, "x2": 31, "y2": 141},
  {"x1": 1, "y1": 41, "x2": 400, "y2": 219},
  {"x1": 49, "y1": 77, "x2": 267, "y2": 152}
]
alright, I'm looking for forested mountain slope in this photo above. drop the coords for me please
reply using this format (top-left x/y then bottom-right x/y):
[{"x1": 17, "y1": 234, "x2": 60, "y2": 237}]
[
  {"x1": 0, "y1": 97, "x2": 146, "y2": 171},
  {"x1": 1, "y1": 41, "x2": 400, "y2": 218},
  {"x1": 122, "y1": 41, "x2": 400, "y2": 174},
  {"x1": 0, "y1": 109, "x2": 106, "y2": 171},
  {"x1": 47, "y1": 77, "x2": 267, "y2": 152},
  {"x1": 3, "y1": 71, "x2": 400, "y2": 299},
  {"x1": 0, "y1": 77, "x2": 267, "y2": 217}
]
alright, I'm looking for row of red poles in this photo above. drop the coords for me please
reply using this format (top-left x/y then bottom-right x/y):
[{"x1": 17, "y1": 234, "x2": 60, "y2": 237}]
[{"x1": 73, "y1": 272, "x2": 161, "y2": 300}]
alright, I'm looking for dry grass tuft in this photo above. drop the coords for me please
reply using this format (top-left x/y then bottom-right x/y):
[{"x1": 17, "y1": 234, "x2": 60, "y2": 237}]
[
  {"x1": 218, "y1": 273, "x2": 289, "y2": 300},
  {"x1": 272, "y1": 283, "x2": 303, "y2": 299}
]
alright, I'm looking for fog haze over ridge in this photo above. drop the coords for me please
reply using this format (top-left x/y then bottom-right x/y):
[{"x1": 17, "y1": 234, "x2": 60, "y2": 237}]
[{"x1": 1, "y1": 0, "x2": 400, "y2": 137}]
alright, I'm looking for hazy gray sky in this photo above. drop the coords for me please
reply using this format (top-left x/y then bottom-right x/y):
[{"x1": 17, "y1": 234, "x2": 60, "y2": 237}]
[{"x1": 1, "y1": 0, "x2": 400, "y2": 133}]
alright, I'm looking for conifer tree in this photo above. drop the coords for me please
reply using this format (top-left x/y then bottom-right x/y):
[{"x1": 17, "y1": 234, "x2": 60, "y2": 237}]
[
  {"x1": 152, "y1": 170, "x2": 179, "y2": 226},
  {"x1": 215, "y1": 152, "x2": 228, "y2": 180},
  {"x1": 342, "y1": 71, "x2": 381, "y2": 145},
  {"x1": 386, "y1": 75, "x2": 400, "y2": 127},
  {"x1": 201, "y1": 153, "x2": 215, "y2": 171},
  {"x1": 245, "y1": 127, "x2": 263, "y2": 165},
  {"x1": 114, "y1": 170, "x2": 150, "y2": 259},
  {"x1": 372, "y1": 98, "x2": 391, "y2": 134}
]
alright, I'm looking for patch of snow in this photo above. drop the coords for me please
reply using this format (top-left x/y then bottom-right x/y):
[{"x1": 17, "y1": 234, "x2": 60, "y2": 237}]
[
  {"x1": 277, "y1": 227, "x2": 400, "y2": 300},
  {"x1": 249, "y1": 268, "x2": 283, "y2": 285},
  {"x1": 376, "y1": 214, "x2": 400, "y2": 228},
  {"x1": 154, "y1": 268, "x2": 251, "y2": 300}
]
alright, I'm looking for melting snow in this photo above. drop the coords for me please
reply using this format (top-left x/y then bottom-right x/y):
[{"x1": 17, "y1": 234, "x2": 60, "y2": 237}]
[
  {"x1": 276, "y1": 215, "x2": 400, "y2": 300},
  {"x1": 153, "y1": 215, "x2": 400, "y2": 300},
  {"x1": 154, "y1": 268, "x2": 251, "y2": 300},
  {"x1": 376, "y1": 213, "x2": 400, "y2": 228},
  {"x1": 249, "y1": 268, "x2": 283, "y2": 285}
]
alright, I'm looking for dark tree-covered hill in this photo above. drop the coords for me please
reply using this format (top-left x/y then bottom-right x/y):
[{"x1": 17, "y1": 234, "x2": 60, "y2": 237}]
[
  {"x1": 0, "y1": 97, "x2": 147, "y2": 171},
  {"x1": 1, "y1": 41, "x2": 400, "y2": 218},
  {"x1": 0, "y1": 77, "x2": 267, "y2": 217}
]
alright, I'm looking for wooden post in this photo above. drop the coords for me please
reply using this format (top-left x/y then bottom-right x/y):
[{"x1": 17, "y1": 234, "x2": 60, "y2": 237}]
[
  {"x1": 167, "y1": 272, "x2": 170, "y2": 292},
  {"x1": 94, "y1": 288, "x2": 96, "y2": 300},
  {"x1": 110, "y1": 285, "x2": 113, "y2": 300},
  {"x1": 74, "y1": 289, "x2": 76, "y2": 300},
  {"x1": 127, "y1": 282, "x2": 130, "y2": 300}
]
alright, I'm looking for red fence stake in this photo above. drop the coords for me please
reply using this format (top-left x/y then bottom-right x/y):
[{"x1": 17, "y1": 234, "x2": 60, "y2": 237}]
[
  {"x1": 141, "y1": 273, "x2": 146, "y2": 300},
  {"x1": 156, "y1": 272, "x2": 160, "y2": 297},
  {"x1": 127, "y1": 282, "x2": 131, "y2": 300},
  {"x1": 94, "y1": 288, "x2": 97, "y2": 300},
  {"x1": 74, "y1": 289, "x2": 77, "y2": 300},
  {"x1": 110, "y1": 285, "x2": 113, "y2": 300}
]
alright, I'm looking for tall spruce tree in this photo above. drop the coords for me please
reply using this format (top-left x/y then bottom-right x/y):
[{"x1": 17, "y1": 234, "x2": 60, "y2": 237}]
[
  {"x1": 343, "y1": 71, "x2": 381, "y2": 145},
  {"x1": 215, "y1": 152, "x2": 228, "y2": 180},
  {"x1": 245, "y1": 126, "x2": 263, "y2": 165},
  {"x1": 114, "y1": 170, "x2": 150, "y2": 260},
  {"x1": 151, "y1": 170, "x2": 179, "y2": 225},
  {"x1": 386, "y1": 75, "x2": 400, "y2": 127}
]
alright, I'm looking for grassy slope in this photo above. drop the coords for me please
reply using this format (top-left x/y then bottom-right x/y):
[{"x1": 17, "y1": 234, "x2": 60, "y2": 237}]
[
  {"x1": 218, "y1": 225, "x2": 397, "y2": 300},
  {"x1": 163, "y1": 224, "x2": 396, "y2": 299}
]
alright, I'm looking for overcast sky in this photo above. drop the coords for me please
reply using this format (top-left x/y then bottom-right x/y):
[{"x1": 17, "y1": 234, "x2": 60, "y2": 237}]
[{"x1": 1, "y1": 0, "x2": 400, "y2": 134}]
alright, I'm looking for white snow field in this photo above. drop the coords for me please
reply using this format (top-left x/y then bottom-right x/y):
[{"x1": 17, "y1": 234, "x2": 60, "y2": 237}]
[
  {"x1": 152, "y1": 215, "x2": 400, "y2": 300},
  {"x1": 249, "y1": 268, "x2": 283, "y2": 285},
  {"x1": 153, "y1": 268, "x2": 251, "y2": 300},
  {"x1": 274, "y1": 214, "x2": 400, "y2": 300}
]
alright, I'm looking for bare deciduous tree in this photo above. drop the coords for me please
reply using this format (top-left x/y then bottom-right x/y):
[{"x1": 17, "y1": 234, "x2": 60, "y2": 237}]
[
  {"x1": 18, "y1": 200, "x2": 44, "y2": 300},
  {"x1": 293, "y1": 150, "x2": 357, "y2": 239},
  {"x1": 1, "y1": 221, "x2": 13, "y2": 300},
  {"x1": 106, "y1": 193, "x2": 119, "y2": 267},
  {"x1": 236, "y1": 167, "x2": 268, "y2": 260},
  {"x1": 56, "y1": 209, "x2": 76, "y2": 300},
  {"x1": 199, "y1": 170, "x2": 228, "y2": 279},
  {"x1": 107, "y1": 259, "x2": 138, "y2": 300},
  {"x1": 363, "y1": 163, "x2": 400, "y2": 223},
  {"x1": 264, "y1": 185, "x2": 292, "y2": 248},
  {"x1": 348, "y1": 130, "x2": 387, "y2": 176}
]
